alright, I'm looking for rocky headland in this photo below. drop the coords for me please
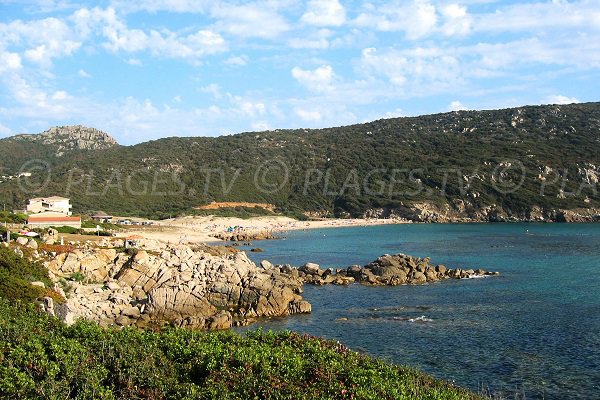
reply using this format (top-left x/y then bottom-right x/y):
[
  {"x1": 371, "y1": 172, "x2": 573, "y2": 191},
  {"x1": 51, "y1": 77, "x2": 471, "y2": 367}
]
[
  {"x1": 0, "y1": 228, "x2": 499, "y2": 330},
  {"x1": 41, "y1": 240, "x2": 310, "y2": 330}
]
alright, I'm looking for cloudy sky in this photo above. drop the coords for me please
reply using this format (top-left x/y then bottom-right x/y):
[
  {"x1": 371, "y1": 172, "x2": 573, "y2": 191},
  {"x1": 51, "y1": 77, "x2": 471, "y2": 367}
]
[{"x1": 1, "y1": 0, "x2": 599, "y2": 144}]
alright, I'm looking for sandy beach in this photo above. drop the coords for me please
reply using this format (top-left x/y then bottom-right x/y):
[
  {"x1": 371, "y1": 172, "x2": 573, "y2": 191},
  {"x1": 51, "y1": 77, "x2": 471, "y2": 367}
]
[{"x1": 119, "y1": 216, "x2": 406, "y2": 244}]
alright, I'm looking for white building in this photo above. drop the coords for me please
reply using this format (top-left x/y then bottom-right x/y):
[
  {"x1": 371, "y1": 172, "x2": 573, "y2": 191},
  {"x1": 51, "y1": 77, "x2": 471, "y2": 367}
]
[{"x1": 27, "y1": 196, "x2": 73, "y2": 216}]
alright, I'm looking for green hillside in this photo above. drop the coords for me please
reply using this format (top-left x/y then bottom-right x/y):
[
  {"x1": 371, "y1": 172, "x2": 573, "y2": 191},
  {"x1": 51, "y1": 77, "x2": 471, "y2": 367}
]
[{"x1": 1, "y1": 102, "x2": 599, "y2": 219}]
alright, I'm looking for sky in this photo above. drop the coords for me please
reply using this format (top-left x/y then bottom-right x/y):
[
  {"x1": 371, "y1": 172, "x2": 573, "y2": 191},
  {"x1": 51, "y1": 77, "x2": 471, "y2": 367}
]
[{"x1": 0, "y1": 0, "x2": 599, "y2": 144}]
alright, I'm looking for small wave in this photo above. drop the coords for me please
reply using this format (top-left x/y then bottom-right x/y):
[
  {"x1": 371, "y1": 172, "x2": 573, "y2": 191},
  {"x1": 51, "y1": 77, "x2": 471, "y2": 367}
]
[
  {"x1": 408, "y1": 315, "x2": 433, "y2": 323},
  {"x1": 391, "y1": 315, "x2": 433, "y2": 323},
  {"x1": 466, "y1": 274, "x2": 489, "y2": 279}
]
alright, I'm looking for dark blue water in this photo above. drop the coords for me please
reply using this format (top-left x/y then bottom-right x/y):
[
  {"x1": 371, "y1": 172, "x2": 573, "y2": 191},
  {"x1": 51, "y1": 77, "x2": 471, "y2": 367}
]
[{"x1": 237, "y1": 223, "x2": 600, "y2": 399}]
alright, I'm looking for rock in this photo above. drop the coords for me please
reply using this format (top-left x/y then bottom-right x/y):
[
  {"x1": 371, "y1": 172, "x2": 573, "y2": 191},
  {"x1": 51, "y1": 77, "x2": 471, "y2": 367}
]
[
  {"x1": 27, "y1": 239, "x2": 38, "y2": 249},
  {"x1": 250, "y1": 248, "x2": 264, "y2": 252},
  {"x1": 260, "y1": 260, "x2": 274, "y2": 269},
  {"x1": 412, "y1": 271, "x2": 427, "y2": 284},
  {"x1": 436, "y1": 265, "x2": 447, "y2": 274},
  {"x1": 206, "y1": 310, "x2": 232, "y2": 330},
  {"x1": 115, "y1": 315, "x2": 131, "y2": 326},
  {"x1": 31, "y1": 281, "x2": 45, "y2": 288},
  {"x1": 121, "y1": 306, "x2": 141, "y2": 318},
  {"x1": 300, "y1": 262, "x2": 322, "y2": 276},
  {"x1": 105, "y1": 281, "x2": 120, "y2": 291},
  {"x1": 16, "y1": 237, "x2": 28, "y2": 246}
]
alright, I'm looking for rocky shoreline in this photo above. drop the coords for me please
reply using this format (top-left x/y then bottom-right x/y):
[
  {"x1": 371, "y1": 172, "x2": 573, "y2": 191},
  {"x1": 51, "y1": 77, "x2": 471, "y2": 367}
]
[
  {"x1": 11, "y1": 237, "x2": 501, "y2": 330},
  {"x1": 360, "y1": 204, "x2": 600, "y2": 223}
]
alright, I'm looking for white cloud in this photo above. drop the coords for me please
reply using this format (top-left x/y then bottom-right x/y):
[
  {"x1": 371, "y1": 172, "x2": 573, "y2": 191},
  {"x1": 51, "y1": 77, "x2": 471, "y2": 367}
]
[
  {"x1": 211, "y1": 4, "x2": 289, "y2": 39},
  {"x1": 360, "y1": 47, "x2": 462, "y2": 93},
  {"x1": 382, "y1": 108, "x2": 404, "y2": 119},
  {"x1": 51, "y1": 90, "x2": 70, "y2": 100},
  {"x1": 543, "y1": 95, "x2": 581, "y2": 105},
  {"x1": 72, "y1": 6, "x2": 226, "y2": 61},
  {"x1": 291, "y1": 65, "x2": 335, "y2": 92},
  {"x1": 109, "y1": 0, "x2": 211, "y2": 14},
  {"x1": 0, "y1": 51, "x2": 22, "y2": 73},
  {"x1": 295, "y1": 108, "x2": 322, "y2": 122},
  {"x1": 301, "y1": 0, "x2": 346, "y2": 27},
  {"x1": 0, "y1": 16, "x2": 81, "y2": 66},
  {"x1": 78, "y1": 69, "x2": 91, "y2": 78},
  {"x1": 448, "y1": 100, "x2": 467, "y2": 111},
  {"x1": 354, "y1": 0, "x2": 438, "y2": 39},
  {"x1": 473, "y1": 0, "x2": 600, "y2": 33},
  {"x1": 251, "y1": 121, "x2": 271, "y2": 131},
  {"x1": 440, "y1": 4, "x2": 472, "y2": 36}
]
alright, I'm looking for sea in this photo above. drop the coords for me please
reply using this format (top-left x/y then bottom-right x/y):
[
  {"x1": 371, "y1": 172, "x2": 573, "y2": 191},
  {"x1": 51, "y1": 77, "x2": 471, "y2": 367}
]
[{"x1": 236, "y1": 223, "x2": 600, "y2": 399}]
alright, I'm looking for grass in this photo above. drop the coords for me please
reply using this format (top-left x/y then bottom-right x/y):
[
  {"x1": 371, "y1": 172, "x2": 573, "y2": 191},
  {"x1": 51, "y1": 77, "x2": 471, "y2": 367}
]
[{"x1": 0, "y1": 298, "x2": 481, "y2": 400}]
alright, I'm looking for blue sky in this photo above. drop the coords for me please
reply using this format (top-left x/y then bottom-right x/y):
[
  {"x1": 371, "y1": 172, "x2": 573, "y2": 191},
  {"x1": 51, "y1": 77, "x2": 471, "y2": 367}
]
[{"x1": 0, "y1": 0, "x2": 599, "y2": 144}]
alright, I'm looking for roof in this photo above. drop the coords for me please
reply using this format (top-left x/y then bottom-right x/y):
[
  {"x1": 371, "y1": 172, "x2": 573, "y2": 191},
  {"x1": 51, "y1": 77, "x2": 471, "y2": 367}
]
[
  {"x1": 44, "y1": 196, "x2": 70, "y2": 201},
  {"x1": 28, "y1": 211, "x2": 80, "y2": 222},
  {"x1": 28, "y1": 216, "x2": 81, "y2": 222},
  {"x1": 28, "y1": 196, "x2": 70, "y2": 202},
  {"x1": 92, "y1": 211, "x2": 113, "y2": 217}
]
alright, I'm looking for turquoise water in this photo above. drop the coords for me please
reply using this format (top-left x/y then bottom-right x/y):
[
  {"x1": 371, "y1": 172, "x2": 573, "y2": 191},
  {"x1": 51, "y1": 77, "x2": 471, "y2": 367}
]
[{"x1": 238, "y1": 223, "x2": 600, "y2": 399}]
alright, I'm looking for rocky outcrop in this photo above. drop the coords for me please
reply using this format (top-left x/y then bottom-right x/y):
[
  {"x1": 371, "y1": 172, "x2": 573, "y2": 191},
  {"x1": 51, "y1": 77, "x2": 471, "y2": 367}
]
[
  {"x1": 15, "y1": 125, "x2": 118, "y2": 156},
  {"x1": 43, "y1": 244, "x2": 310, "y2": 329},
  {"x1": 363, "y1": 202, "x2": 600, "y2": 223},
  {"x1": 212, "y1": 231, "x2": 277, "y2": 242},
  {"x1": 297, "y1": 254, "x2": 499, "y2": 286}
]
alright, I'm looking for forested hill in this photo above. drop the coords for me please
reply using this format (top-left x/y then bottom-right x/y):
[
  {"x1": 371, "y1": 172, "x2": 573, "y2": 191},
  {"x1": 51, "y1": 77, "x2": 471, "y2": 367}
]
[{"x1": 1, "y1": 102, "x2": 599, "y2": 221}]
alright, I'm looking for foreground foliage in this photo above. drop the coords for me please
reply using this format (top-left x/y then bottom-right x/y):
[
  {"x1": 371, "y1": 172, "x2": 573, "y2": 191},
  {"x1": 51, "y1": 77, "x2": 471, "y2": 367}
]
[{"x1": 0, "y1": 299, "x2": 479, "y2": 400}]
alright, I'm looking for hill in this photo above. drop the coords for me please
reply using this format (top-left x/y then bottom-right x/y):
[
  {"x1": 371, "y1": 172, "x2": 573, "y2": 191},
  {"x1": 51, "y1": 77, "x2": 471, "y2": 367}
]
[{"x1": 0, "y1": 103, "x2": 599, "y2": 220}]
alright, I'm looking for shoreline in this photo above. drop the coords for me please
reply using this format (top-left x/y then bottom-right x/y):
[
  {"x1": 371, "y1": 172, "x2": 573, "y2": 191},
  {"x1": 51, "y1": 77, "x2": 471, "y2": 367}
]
[{"x1": 120, "y1": 216, "x2": 409, "y2": 244}]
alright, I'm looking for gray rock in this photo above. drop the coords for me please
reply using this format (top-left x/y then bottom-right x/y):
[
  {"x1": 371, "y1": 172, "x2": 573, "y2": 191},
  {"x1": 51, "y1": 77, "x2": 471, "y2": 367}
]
[{"x1": 16, "y1": 237, "x2": 28, "y2": 246}]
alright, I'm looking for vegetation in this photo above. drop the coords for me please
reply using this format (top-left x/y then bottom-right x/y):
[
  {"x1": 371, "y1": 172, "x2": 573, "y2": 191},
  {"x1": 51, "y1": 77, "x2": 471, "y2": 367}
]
[
  {"x1": 1, "y1": 102, "x2": 599, "y2": 219},
  {"x1": 0, "y1": 298, "x2": 480, "y2": 399},
  {"x1": 0, "y1": 211, "x2": 27, "y2": 224},
  {"x1": 0, "y1": 246, "x2": 62, "y2": 303}
]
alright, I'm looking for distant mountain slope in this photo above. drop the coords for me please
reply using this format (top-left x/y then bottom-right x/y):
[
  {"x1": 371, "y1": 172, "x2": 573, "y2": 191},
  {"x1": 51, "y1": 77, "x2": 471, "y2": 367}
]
[
  {"x1": 1, "y1": 103, "x2": 599, "y2": 221},
  {"x1": 0, "y1": 125, "x2": 119, "y2": 173}
]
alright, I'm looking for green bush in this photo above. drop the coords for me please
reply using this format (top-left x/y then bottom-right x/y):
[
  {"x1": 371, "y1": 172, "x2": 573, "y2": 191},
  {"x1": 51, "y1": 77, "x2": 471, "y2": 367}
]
[
  {"x1": 0, "y1": 246, "x2": 60, "y2": 303},
  {"x1": 0, "y1": 299, "x2": 481, "y2": 400}
]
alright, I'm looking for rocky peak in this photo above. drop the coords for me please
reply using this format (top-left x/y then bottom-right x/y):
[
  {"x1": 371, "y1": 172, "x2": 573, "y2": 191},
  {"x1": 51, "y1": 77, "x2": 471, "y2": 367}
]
[{"x1": 16, "y1": 125, "x2": 118, "y2": 156}]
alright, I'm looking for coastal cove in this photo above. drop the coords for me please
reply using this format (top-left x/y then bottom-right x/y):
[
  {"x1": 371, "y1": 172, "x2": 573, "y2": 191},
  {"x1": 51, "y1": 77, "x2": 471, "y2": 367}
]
[{"x1": 238, "y1": 223, "x2": 600, "y2": 399}]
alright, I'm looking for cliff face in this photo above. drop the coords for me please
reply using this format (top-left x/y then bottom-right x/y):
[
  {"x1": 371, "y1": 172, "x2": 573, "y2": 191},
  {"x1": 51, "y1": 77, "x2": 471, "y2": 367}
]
[{"x1": 14, "y1": 125, "x2": 118, "y2": 156}]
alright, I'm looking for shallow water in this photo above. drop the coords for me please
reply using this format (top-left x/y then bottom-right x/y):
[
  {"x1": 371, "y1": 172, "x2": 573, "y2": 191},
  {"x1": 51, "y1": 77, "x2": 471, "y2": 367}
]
[{"x1": 236, "y1": 223, "x2": 600, "y2": 399}]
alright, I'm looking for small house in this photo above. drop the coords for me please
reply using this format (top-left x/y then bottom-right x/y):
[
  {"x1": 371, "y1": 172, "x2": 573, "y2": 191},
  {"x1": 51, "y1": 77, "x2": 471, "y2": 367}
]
[{"x1": 91, "y1": 211, "x2": 113, "y2": 223}]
